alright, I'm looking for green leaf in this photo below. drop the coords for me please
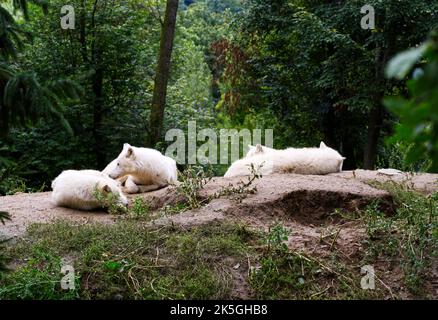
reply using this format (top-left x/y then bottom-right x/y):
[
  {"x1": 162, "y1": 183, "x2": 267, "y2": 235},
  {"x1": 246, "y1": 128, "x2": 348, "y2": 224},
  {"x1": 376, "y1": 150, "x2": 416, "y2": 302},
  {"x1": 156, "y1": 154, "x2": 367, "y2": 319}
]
[
  {"x1": 383, "y1": 97, "x2": 407, "y2": 114},
  {"x1": 386, "y1": 44, "x2": 429, "y2": 80},
  {"x1": 104, "y1": 260, "x2": 122, "y2": 271}
]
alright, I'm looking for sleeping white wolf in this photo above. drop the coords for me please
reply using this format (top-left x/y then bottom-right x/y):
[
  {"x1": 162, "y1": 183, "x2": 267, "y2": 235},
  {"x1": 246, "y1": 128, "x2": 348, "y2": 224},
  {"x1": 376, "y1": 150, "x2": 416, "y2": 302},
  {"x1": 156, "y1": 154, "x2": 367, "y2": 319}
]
[
  {"x1": 224, "y1": 142, "x2": 345, "y2": 178},
  {"x1": 51, "y1": 169, "x2": 128, "y2": 210},
  {"x1": 103, "y1": 143, "x2": 178, "y2": 194}
]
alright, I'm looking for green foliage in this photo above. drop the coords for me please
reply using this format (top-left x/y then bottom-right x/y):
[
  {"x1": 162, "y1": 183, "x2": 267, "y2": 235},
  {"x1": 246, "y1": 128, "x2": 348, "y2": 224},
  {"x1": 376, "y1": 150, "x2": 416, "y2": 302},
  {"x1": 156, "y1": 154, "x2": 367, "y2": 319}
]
[
  {"x1": 174, "y1": 163, "x2": 262, "y2": 213},
  {"x1": 0, "y1": 1, "x2": 81, "y2": 137},
  {"x1": 0, "y1": 221, "x2": 253, "y2": 299},
  {"x1": 128, "y1": 197, "x2": 150, "y2": 220},
  {"x1": 0, "y1": 246, "x2": 80, "y2": 299},
  {"x1": 0, "y1": 0, "x2": 34, "y2": 60},
  {"x1": 219, "y1": 0, "x2": 438, "y2": 168},
  {"x1": 0, "y1": 65, "x2": 82, "y2": 136},
  {"x1": 263, "y1": 223, "x2": 290, "y2": 254},
  {"x1": 250, "y1": 223, "x2": 317, "y2": 299},
  {"x1": 176, "y1": 165, "x2": 213, "y2": 210},
  {"x1": 0, "y1": 210, "x2": 11, "y2": 274},
  {"x1": 0, "y1": 162, "x2": 28, "y2": 195},
  {"x1": 376, "y1": 141, "x2": 429, "y2": 172},
  {"x1": 384, "y1": 30, "x2": 438, "y2": 172},
  {"x1": 92, "y1": 186, "x2": 127, "y2": 215},
  {"x1": 362, "y1": 182, "x2": 438, "y2": 295},
  {"x1": 213, "y1": 162, "x2": 261, "y2": 200}
]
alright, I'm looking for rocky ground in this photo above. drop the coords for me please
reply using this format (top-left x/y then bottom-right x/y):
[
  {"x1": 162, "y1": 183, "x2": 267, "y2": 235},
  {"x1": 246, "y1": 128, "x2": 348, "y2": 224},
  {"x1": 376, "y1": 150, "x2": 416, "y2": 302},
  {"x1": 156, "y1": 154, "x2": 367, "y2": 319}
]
[
  {"x1": 1, "y1": 170, "x2": 436, "y2": 239},
  {"x1": 1, "y1": 170, "x2": 437, "y2": 299}
]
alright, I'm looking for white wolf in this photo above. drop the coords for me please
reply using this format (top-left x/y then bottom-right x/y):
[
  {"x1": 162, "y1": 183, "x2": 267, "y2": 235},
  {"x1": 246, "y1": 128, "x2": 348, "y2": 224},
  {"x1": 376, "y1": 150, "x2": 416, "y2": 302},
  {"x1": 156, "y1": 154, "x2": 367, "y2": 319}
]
[
  {"x1": 51, "y1": 169, "x2": 128, "y2": 210},
  {"x1": 225, "y1": 142, "x2": 345, "y2": 178},
  {"x1": 103, "y1": 143, "x2": 178, "y2": 194}
]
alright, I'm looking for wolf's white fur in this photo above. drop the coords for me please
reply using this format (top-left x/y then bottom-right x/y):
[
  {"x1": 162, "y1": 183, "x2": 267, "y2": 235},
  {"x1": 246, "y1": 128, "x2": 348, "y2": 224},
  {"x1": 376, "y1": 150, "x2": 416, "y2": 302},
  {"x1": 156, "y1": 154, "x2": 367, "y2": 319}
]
[
  {"x1": 245, "y1": 144, "x2": 276, "y2": 158},
  {"x1": 104, "y1": 143, "x2": 178, "y2": 194},
  {"x1": 225, "y1": 142, "x2": 345, "y2": 178},
  {"x1": 51, "y1": 170, "x2": 128, "y2": 210}
]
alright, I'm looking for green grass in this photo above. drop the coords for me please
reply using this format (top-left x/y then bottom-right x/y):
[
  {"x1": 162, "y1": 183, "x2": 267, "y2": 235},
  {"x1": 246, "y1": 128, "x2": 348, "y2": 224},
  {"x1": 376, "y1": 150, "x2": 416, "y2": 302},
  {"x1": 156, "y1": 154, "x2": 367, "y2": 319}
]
[
  {"x1": 0, "y1": 220, "x2": 255, "y2": 300},
  {"x1": 1, "y1": 218, "x2": 383, "y2": 300},
  {"x1": 360, "y1": 182, "x2": 438, "y2": 296},
  {"x1": 249, "y1": 223, "x2": 383, "y2": 300},
  {"x1": 1, "y1": 180, "x2": 436, "y2": 300},
  {"x1": 0, "y1": 247, "x2": 80, "y2": 299}
]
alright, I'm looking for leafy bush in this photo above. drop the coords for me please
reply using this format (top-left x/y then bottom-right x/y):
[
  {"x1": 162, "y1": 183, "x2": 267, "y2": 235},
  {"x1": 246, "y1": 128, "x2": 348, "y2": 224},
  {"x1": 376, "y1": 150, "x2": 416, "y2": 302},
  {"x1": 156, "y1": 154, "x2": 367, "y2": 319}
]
[{"x1": 385, "y1": 30, "x2": 438, "y2": 172}]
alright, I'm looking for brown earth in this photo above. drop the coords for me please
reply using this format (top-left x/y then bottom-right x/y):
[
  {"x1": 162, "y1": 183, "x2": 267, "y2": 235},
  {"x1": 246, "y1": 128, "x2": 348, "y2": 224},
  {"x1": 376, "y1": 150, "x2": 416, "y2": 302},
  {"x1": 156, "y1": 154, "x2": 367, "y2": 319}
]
[
  {"x1": 0, "y1": 171, "x2": 406, "y2": 238},
  {"x1": 330, "y1": 169, "x2": 438, "y2": 194},
  {"x1": 1, "y1": 170, "x2": 436, "y2": 239},
  {"x1": 1, "y1": 170, "x2": 436, "y2": 299}
]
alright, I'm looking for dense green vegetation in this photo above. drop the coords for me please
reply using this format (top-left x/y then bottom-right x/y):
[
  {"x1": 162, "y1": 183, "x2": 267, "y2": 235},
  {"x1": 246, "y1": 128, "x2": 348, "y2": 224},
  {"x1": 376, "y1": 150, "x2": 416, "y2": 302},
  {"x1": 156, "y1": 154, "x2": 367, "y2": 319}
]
[
  {"x1": 385, "y1": 30, "x2": 438, "y2": 171},
  {"x1": 0, "y1": 0, "x2": 436, "y2": 194},
  {"x1": 1, "y1": 0, "x2": 437, "y2": 301}
]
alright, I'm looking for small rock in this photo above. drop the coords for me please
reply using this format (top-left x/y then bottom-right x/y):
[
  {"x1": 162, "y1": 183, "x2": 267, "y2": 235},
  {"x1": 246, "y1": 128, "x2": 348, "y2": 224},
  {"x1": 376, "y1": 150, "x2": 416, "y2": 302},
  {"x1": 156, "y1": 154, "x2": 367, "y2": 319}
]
[{"x1": 377, "y1": 168, "x2": 403, "y2": 176}]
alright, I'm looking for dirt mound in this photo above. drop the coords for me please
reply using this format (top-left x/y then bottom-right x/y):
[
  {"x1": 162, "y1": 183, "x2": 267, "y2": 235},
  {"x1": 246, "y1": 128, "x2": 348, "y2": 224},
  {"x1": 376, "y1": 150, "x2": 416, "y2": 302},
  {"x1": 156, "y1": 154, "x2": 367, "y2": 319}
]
[
  {"x1": 0, "y1": 192, "x2": 115, "y2": 238},
  {"x1": 155, "y1": 173, "x2": 396, "y2": 228},
  {"x1": 331, "y1": 170, "x2": 438, "y2": 194},
  {"x1": 1, "y1": 171, "x2": 436, "y2": 239},
  {"x1": 1, "y1": 171, "x2": 437, "y2": 299}
]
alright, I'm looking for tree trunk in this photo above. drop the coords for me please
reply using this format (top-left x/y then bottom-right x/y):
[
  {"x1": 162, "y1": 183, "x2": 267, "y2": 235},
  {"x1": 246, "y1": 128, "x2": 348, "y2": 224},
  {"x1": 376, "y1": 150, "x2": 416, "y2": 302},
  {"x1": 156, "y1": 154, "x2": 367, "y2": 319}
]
[
  {"x1": 363, "y1": 32, "x2": 395, "y2": 170},
  {"x1": 92, "y1": 67, "x2": 105, "y2": 169},
  {"x1": 79, "y1": 0, "x2": 88, "y2": 63},
  {"x1": 148, "y1": 0, "x2": 179, "y2": 147},
  {"x1": 363, "y1": 103, "x2": 383, "y2": 169},
  {"x1": 90, "y1": 0, "x2": 105, "y2": 168}
]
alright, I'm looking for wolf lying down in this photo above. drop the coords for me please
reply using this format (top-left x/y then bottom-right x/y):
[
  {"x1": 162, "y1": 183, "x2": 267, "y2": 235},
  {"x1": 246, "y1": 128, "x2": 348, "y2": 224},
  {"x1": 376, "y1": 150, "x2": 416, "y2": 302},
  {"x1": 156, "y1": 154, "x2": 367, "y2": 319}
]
[
  {"x1": 224, "y1": 142, "x2": 346, "y2": 178},
  {"x1": 51, "y1": 169, "x2": 129, "y2": 211},
  {"x1": 51, "y1": 142, "x2": 345, "y2": 211},
  {"x1": 51, "y1": 143, "x2": 177, "y2": 210}
]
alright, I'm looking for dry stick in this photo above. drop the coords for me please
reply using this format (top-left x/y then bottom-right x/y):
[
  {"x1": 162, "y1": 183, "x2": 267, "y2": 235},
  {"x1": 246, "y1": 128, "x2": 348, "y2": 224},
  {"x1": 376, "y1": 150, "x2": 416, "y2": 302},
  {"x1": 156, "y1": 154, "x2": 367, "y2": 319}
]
[
  {"x1": 297, "y1": 250, "x2": 396, "y2": 299},
  {"x1": 374, "y1": 273, "x2": 395, "y2": 299},
  {"x1": 318, "y1": 229, "x2": 352, "y2": 261},
  {"x1": 309, "y1": 285, "x2": 331, "y2": 299},
  {"x1": 155, "y1": 247, "x2": 160, "y2": 266},
  {"x1": 247, "y1": 254, "x2": 252, "y2": 277},
  {"x1": 132, "y1": 264, "x2": 171, "y2": 269},
  {"x1": 292, "y1": 250, "x2": 353, "y2": 284},
  {"x1": 127, "y1": 269, "x2": 141, "y2": 296},
  {"x1": 150, "y1": 278, "x2": 162, "y2": 298},
  {"x1": 330, "y1": 228, "x2": 341, "y2": 250},
  {"x1": 319, "y1": 229, "x2": 340, "y2": 243}
]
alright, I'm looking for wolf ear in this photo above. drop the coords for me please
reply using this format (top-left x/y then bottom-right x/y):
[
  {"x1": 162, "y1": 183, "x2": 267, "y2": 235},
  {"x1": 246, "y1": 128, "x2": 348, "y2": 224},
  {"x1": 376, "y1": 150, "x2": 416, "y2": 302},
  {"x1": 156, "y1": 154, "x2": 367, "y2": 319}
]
[
  {"x1": 123, "y1": 143, "x2": 131, "y2": 149},
  {"x1": 256, "y1": 144, "x2": 263, "y2": 153},
  {"x1": 126, "y1": 147, "x2": 134, "y2": 158},
  {"x1": 102, "y1": 185, "x2": 111, "y2": 194},
  {"x1": 342, "y1": 157, "x2": 346, "y2": 160},
  {"x1": 320, "y1": 141, "x2": 327, "y2": 149}
]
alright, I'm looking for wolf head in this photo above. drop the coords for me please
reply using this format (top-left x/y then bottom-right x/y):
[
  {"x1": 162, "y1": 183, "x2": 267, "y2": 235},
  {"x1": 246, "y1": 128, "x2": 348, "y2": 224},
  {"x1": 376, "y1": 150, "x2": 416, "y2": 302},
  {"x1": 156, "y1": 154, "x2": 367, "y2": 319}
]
[
  {"x1": 319, "y1": 141, "x2": 346, "y2": 172},
  {"x1": 246, "y1": 144, "x2": 276, "y2": 158},
  {"x1": 108, "y1": 143, "x2": 138, "y2": 179},
  {"x1": 99, "y1": 180, "x2": 128, "y2": 207}
]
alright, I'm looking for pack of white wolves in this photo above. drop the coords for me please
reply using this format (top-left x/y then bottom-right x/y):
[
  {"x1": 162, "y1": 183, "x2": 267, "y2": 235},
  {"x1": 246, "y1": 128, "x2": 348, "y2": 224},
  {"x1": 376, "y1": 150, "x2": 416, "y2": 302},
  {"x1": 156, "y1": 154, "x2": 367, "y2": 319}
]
[{"x1": 51, "y1": 142, "x2": 345, "y2": 211}]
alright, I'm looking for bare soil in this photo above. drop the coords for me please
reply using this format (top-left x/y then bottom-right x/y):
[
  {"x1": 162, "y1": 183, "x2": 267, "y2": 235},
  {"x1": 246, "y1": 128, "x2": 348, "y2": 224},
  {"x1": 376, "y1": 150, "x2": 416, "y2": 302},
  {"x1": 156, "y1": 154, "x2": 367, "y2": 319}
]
[
  {"x1": 1, "y1": 170, "x2": 437, "y2": 299},
  {"x1": 1, "y1": 171, "x2": 435, "y2": 239}
]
